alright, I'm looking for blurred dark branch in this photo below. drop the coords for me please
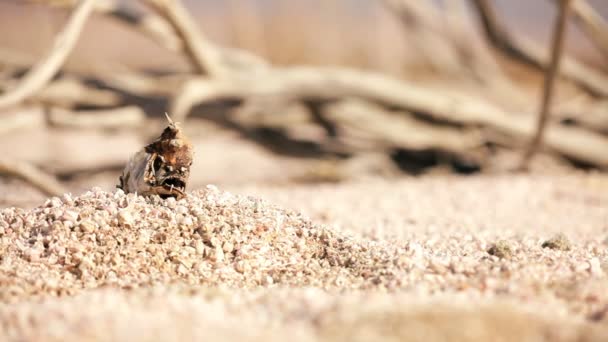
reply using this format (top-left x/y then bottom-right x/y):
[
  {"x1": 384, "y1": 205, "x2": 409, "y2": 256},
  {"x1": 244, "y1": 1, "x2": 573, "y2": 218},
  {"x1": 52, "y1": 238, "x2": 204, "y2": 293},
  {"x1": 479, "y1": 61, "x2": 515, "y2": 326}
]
[
  {"x1": 2, "y1": 0, "x2": 608, "y2": 187},
  {"x1": 383, "y1": 0, "x2": 467, "y2": 76},
  {"x1": 35, "y1": 77, "x2": 122, "y2": 108},
  {"x1": 171, "y1": 67, "x2": 608, "y2": 168},
  {"x1": 101, "y1": 2, "x2": 183, "y2": 52},
  {"x1": 471, "y1": 0, "x2": 608, "y2": 97},
  {"x1": 0, "y1": 0, "x2": 96, "y2": 109},
  {"x1": 384, "y1": 0, "x2": 529, "y2": 110},
  {"x1": 99, "y1": 2, "x2": 267, "y2": 72},
  {"x1": 567, "y1": 0, "x2": 608, "y2": 58},
  {"x1": 0, "y1": 159, "x2": 66, "y2": 197},
  {"x1": 520, "y1": 0, "x2": 572, "y2": 169},
  {"x1": 142, "y1": 0, "x2": 226, "y2": 77},
  {"x1": 47, "y1": 106, "x2": 146, "y2": 129},
  {"x1": 0, "y1": 110, "x2": 45, "y2": 136}
]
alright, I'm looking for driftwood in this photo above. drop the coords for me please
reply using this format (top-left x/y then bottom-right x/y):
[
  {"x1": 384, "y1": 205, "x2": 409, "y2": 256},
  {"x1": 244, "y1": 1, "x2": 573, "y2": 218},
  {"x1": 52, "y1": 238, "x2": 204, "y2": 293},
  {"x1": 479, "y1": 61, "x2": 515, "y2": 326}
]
[
  {"x1": 470, "y1": 0, "x2": 608, "y2": 98},
  {"x1": 384, "y1": 0, "x2": 530, "y2": 111},
  {"x1": 48, "y1": 106, "x2": 146, "y2": 129},
  {"x1": 171, "y1": 66, "x2": 608, "y2": 169},
  {"x1": 1, "y1": 0, "x2": 607, "y2": 196},
  {"x1": 0, "y1": 159, "x2": 66, "y2": 196},
  {"x1": 0, "y1": 109, "x2": 46, "y2": 135},
  {"x1": 567, "y1": 0, "x2": 608, "y2": 58},
  {"x1": 520, "y1": 0, "x2": 572, "y2": 169},
  {"x1": 324, "y1": 99, "x2": 484, "y2": 158},
  {"x1": 142, "y1": 0, "x2": 227, "y2": 77},
  {"x1": 0, "y1": 0, "x2": 96, "y2": 109},
  {"x1": 383, "y1": 0, "x2": 467, "y2": 77},
  {"x1": 35, "y1": 77, "x2": 122, "y2": 108},
  {"x1": 100, "y1": 3, "x2": 268, "y2": 71}
]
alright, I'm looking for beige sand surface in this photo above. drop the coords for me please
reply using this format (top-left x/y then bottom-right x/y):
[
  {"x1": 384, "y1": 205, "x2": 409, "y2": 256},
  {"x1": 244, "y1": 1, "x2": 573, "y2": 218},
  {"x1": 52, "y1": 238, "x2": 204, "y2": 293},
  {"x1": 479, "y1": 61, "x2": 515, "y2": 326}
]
[{"x1": 1, "y1": 174, "x2": 608, "y2": 341}]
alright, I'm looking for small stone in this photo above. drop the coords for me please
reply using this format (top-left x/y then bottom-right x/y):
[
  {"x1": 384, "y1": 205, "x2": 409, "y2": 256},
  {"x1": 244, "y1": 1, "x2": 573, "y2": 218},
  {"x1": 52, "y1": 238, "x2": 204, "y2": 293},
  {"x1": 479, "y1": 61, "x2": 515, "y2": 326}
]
[
  {"x1": 590, "y1": 258, "x2": 603, "y2": 276},
  {"x1": 117, "y1": 210, "x2": 134, "y2": 227},
  {"x1": 222, "y1": 241, "x2": 234, "y2": 253},
  {"x1": 61, "y1": 210, "x2": 78, "y2": 222},
  {"x1": 195, "y1": 241, "x2": 205, "y2": 255},
  {"x1": 46, "y1": 197, "x2": 62, "y2": 208},
  {"x1": 25, "y1": 249, "x2": 41, "y2": 262},
  {"x1": 542, "y1": 233, "x2": 571, "y2": 251},
  {"x1": 50, "y1": 221, "x2": 65, "y2": 233},
  {"x1": 209, "y1": 246, "x2": 224, "y2": 263},
  {"x1": 61, "y1": 193, "x2": 74, "y2": 206},
  {"x1": 262, "y1": 275, "x2": 274, "y2": 286},
  {"x1": 234, "y1": 260, "x2": 249, "y2": 273},
  {"x1": 487, "y1": 240, "x2": 513, "y2": 259},
  {"x1": 210, "y1": 237, "x2": 220, "y2": 247},
  {"x1": 176, "y1": 206, "x2": 188, "y2": 215},
  {"x1": 165, "y1": 197, "x2": 177, "y2": 208},
  {"x1": 79, "y1": 220, "x2": 96, "y2": 233},
  {"x1": 179, "y1": 216, "x2": 194, "y2": 227}
]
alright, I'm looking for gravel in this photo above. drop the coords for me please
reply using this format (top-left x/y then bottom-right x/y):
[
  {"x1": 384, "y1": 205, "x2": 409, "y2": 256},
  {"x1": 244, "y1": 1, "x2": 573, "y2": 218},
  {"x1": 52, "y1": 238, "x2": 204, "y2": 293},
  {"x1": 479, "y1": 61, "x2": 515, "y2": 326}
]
[
  {"x1": 1, "y1": 174, "x2": 608, "y2": 341},
  {"x1": 0, "y1": 185, "x2": 402, "y2": 302}
]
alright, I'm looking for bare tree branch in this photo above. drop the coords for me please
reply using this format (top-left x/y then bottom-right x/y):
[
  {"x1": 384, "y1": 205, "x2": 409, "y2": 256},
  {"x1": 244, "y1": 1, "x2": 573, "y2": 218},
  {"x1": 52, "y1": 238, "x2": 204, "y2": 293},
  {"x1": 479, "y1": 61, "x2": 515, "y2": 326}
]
[
  {"x1": 48, "y1": 106, "x2": 146, "y2": 129},
  {"x1": 142, "y1": 0, "x2": 227, "y2": 77},
  {"x1": 0, "y1": 109, "x2": 45, "y2": 136},
  {"x1": 171, "y1": 66, "x2": 608, "y2": 168},
  {"x1": 0, "y1": 159, "x2": 66, "y2": 197},
  {"x1": 520, "y1": 0, "x2": 572, "y2": 169},
  {"x1": 99, "y1": 3, "x2": 268, "y2": 71},
  {"x1": 35, "y1": 77, "x2": 122, "y2": 108},
  {"x1": 0, "y1": 0, "x2": 96, "y2": 109},
  {"x1": 565, "y1": 0, "x2": 608, "y2": 58},
  {"x1": 382, "y1": 0, "x2": 466, "y2": 76},
  {"x1": 471, "y1": 0, "x2": 608, "y2": 97}
]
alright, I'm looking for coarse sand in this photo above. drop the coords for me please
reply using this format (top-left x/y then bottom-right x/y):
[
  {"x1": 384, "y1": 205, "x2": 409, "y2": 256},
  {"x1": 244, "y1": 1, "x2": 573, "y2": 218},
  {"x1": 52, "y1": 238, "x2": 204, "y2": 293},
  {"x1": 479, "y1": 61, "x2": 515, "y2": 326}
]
[{"x1": 1, "y1": 174, "x2": 608, "y2": 341}]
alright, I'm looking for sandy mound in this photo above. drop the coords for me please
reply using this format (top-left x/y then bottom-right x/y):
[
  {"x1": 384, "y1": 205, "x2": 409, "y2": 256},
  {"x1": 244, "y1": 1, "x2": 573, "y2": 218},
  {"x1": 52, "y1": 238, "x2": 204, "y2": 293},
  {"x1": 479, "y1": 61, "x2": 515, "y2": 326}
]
[
  {"x1": 2, "y1": 176, "x2": 608, "y2": 341},
  {"x1": 0, "y1": 186, "x2": 400, "y2": 302}
]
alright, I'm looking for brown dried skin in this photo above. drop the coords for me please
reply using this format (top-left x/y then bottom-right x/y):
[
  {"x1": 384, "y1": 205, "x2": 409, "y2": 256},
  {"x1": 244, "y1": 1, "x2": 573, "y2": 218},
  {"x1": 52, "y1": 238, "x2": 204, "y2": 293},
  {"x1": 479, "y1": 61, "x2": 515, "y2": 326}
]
[{"x1": 118, "y1": 116, "x2": 193, "y2": 199}]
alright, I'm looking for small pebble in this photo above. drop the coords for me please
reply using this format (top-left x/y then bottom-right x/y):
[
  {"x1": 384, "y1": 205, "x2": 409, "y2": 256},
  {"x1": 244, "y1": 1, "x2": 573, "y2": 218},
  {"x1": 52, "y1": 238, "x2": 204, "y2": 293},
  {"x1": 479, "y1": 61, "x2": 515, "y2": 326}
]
[
  {"x1": 487, "y1": 240, "x2": 513, "y2": 259},
  {"x1": 117, "y1": 210, "x2": 134, "y2": 227},
  {"x1": 542, "y1": 233, "x2": 571, "y2": 251}
]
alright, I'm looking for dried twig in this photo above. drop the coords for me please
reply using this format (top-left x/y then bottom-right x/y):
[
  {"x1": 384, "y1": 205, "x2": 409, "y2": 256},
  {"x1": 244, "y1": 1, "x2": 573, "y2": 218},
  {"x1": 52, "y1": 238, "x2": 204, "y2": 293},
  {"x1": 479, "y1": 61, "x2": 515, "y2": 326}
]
[
  {"x1": 564, "y1": 0, "x2": 608, "y2": 58},
  {"x1": 385, "y1": 0, "x2": 532, "y2": 111},
  {"x1": 35, "y1": 77, "x2": 122, "y2": 108},
  {"x1": 142, "y1": 0, "x2": 226, "y2": 77},
  {"x1": 520, "y1": 0, "x2": 572, "y2": 169},
  {"x1": 0, "y1": 109, "x2": 46, "y2": 135},
  {"x1": 0, "y1": 0, "x2": 96, "y2": 109},
  {"x1": 171, "y1": 66, "x2": 608, "y2": 168},
  {"x1": 0, "y1": 159, "x2": 66, "y2": 196},
  {"x1": 101, "y1": 1, "x2": 183, "y2": 52},
  {"x1": 383, "y1": 0, "x2": 466, "y2": 76},
  {"x1": 100, "y1": 3, "x2": 267, "y2": 71},
  {"x1": 324, "y1": 99, "x2": 483, "y2": 155},
  {"x1": 48, "y1": 106, "x2": 146, "y2": 129},
  {"x1": 471, "y1": 0, "x2": 608, "y2": 97}
]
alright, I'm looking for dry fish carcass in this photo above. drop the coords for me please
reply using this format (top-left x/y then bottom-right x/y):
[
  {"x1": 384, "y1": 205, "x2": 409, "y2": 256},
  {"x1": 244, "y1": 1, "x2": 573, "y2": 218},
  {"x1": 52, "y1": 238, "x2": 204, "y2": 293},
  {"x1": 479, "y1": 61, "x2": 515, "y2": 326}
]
[{"x1": 118, "y1": 114, "x2": 193, "y2": 199}]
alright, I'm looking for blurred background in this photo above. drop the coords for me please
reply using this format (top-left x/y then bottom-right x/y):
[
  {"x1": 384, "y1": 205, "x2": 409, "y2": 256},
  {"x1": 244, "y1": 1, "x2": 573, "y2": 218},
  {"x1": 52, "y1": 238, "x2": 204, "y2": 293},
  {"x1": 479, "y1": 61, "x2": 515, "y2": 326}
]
[{"x1": 0, "y1": 0, "x2": 607, "y2": 207}]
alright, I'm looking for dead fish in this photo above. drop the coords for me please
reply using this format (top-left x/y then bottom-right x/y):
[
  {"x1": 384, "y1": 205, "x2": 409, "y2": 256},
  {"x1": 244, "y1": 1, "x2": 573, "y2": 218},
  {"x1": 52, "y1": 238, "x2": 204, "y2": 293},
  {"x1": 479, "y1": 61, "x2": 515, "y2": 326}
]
[{"x1": 118, "y1": 113, "x2": 193, "y2": 199}]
